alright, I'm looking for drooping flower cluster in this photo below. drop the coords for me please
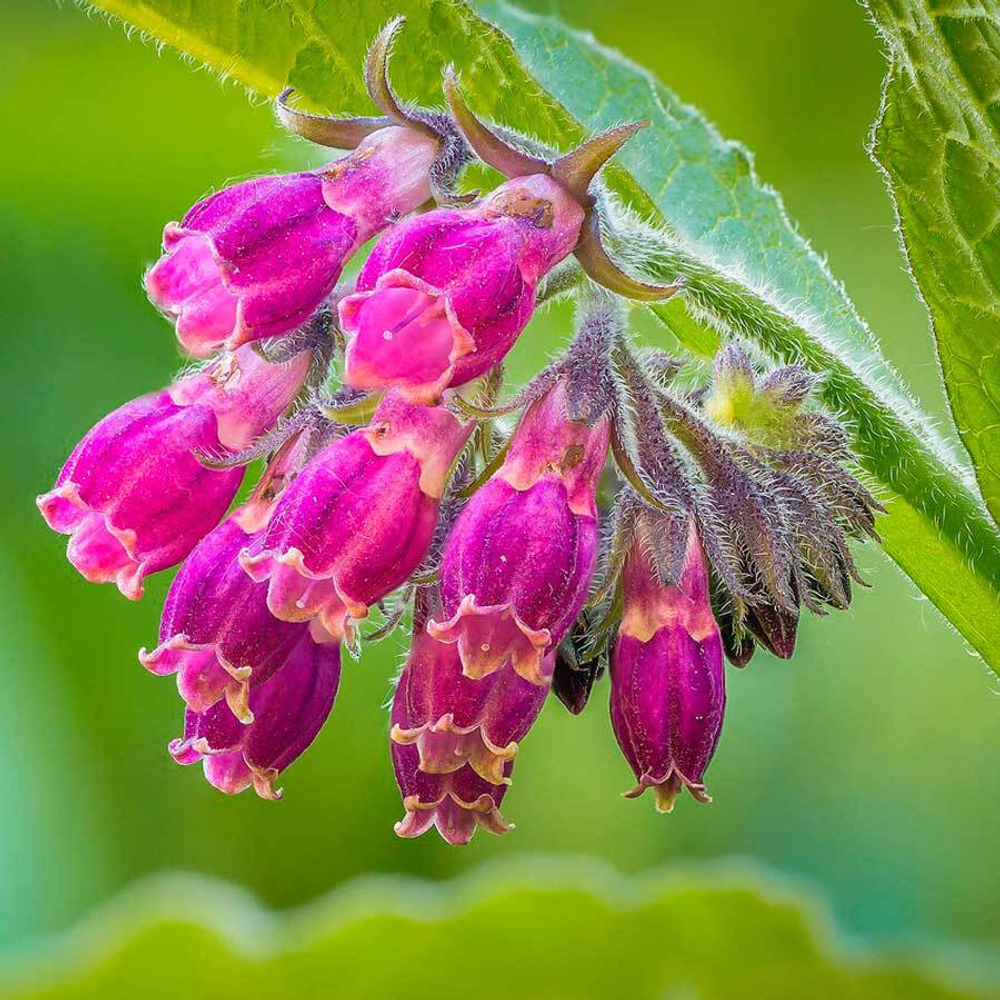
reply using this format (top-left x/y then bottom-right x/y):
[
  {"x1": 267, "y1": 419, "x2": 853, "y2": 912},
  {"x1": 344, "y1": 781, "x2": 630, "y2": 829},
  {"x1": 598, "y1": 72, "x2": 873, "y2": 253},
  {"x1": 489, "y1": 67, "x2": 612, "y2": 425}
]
[{"x1": 37, "y1": 20, "x2": 881, "y2": 842}]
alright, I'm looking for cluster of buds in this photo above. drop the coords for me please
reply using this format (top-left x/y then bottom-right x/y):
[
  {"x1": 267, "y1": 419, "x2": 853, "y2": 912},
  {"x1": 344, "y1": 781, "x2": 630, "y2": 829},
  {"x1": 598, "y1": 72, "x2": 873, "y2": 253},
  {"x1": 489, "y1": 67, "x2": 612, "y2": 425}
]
[{"x1": 37, "y1": 20, "x2": 881, "y2": 841}]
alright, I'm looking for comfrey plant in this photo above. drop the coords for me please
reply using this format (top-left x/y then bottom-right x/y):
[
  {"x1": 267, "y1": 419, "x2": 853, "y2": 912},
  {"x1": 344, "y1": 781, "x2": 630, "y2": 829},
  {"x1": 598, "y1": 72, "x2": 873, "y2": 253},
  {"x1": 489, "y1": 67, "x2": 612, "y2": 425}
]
[{"x1": 38, "y1": 20, "x2": 881, "y2": 843}]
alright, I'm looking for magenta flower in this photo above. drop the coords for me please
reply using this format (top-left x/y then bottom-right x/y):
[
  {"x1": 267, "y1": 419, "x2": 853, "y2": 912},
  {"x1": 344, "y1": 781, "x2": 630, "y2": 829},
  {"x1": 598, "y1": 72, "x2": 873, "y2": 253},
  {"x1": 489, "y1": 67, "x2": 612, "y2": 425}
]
[
  {"x1": 170, "y1": 626, "x2": 341, "y2": 800},
  {"x1": 146, "y1": 126, "x2": 439, "y2": 358},
  {"x1": 610, "y1": 521, "x2": 726, "y2": 812},
  {"x1": 391, "y1": 623, "x2": 552, "y2": 787},
  {"x1": 391, "y1": 741, "x2": 512, "y2": 845},
  {"x1": 35, "y1": 17, "x2": 881, "y2": 840},
  {"x1": 429, "y1": 382, "x2": 608, "y2": 684},
  {"x1": 339, "y1": 174, "x2": 585, "y2": 402},
  {"x1": 241, "y1": 392, "x2": 472, "y2": 639},
  {"x1": 37, "y1": 346, "x2": 308, "y2": 599},
  {"x1": 140, "y1": 511, "x2": 309, "y2": 719}
]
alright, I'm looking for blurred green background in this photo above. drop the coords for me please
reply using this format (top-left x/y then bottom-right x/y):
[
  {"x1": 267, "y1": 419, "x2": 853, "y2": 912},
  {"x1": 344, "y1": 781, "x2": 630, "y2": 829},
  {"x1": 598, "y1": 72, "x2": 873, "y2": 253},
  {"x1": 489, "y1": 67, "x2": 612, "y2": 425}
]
[{"x1": 2, "y1": 0, "x2": 998, "y2": 975}]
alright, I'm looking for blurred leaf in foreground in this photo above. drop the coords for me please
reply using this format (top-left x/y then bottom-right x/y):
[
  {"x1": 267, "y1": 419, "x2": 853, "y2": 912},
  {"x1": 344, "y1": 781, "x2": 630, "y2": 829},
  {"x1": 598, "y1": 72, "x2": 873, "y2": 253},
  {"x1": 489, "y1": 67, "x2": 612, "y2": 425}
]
[{"x1": 1, "y1": 861, "x2": 995, "y2": 1000}]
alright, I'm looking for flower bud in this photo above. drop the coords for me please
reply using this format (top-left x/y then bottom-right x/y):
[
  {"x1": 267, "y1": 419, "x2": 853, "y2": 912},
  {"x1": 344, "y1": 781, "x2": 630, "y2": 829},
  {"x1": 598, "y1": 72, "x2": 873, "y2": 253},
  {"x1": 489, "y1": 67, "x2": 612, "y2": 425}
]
[
  {"x1": 391, "y1": 741, "x2": 511, "y2": 845},
  {"x1": 610, "y1": 521, "x2": 726, "y2": 812},
  {"x1": 551, "y1": 616, "x2": 605, "y2": 715},
  {"x1": 390, "y1": 626, "x2": 551, "y2": 786},
  {"x1": 745, "y1": 601, "x2": 798, "y2": 659},
  {"x1": 339, "y1": 174, "x2": 585, "y2": 402},
  {"x1": 37, "y1": 346, "x2": 308, "y2": 599},
  {"x1": 430, "y1": 382, "x2": 608, "y2": 684},
  {"x1": 241, "y1": 392, "x2": 472, "y2": 638},
  {"x1": 702, "y1": 343, "x2": 844, "y2": 454},
  {"x1": 146, "y1": 127, "x2": 439, "y2": 358},
  {"x1": 169, "y1": 626, "x2": 341, "y2": 799}
]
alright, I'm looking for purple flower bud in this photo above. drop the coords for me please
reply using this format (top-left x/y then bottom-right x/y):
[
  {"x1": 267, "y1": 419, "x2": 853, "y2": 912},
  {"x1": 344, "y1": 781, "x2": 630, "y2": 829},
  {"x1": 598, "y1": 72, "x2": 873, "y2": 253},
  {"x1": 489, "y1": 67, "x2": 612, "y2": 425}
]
[
  {"x1": 241, "y1": 392, "x2": 472, "y2": 638},
  {"x1": 745, "y1": 601, "x2": 798, "y2": 659},
  {"x1": 169, "y1": 626, "x2": 341, "y2": 799},
  {"x1": 390, "y1": 626, "x2": 551, "y2": 786},
  {"x1": 339, "y1": 174, "x2": 585, "y2": 401},
  {"x1": 146, "y1": 127, "x2": 439, "y2": 357},
  {"x1": 430, "y1": 383, "x2": 608, "y2": 684},
  {"x1": 610, "y1": 522, "x2": 726, "y2": 812},
  {"x1": 391, "y1": 741, "x2": 511, "y2": 845},
  {"x1": 551, "y1": 620, "x2": 605, "y2": 715},
  {"x1": 37, "y1": 346, "x2": 308, "y2": 599},
  {"x1": 140, "y1": 512, "x2": 308, "y2": 718}
]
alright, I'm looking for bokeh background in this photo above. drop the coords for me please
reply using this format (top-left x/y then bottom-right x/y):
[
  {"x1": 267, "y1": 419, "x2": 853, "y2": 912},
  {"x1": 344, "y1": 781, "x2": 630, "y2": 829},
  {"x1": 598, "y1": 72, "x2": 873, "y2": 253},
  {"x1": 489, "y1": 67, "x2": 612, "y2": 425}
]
[{"x1": 3, "y1": 0, "x2": 998, "y2": 975}]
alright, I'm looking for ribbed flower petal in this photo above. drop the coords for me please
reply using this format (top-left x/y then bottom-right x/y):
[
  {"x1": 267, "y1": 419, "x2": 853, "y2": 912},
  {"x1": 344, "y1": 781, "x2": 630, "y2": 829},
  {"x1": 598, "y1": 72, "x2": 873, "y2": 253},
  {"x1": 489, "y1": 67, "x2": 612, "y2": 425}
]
[
  {"x1": 170, "y1": 627, "x2": 341, "y2": 800},
  {"x1": 340, "y1": 174, "x2": 584, "y2": 401},
  {"x1": 147, "y1": 126, "x2": 438, "y2": 357},
  {"x1": 611, "y1": 523, "x2": 726, "y2": 812}
]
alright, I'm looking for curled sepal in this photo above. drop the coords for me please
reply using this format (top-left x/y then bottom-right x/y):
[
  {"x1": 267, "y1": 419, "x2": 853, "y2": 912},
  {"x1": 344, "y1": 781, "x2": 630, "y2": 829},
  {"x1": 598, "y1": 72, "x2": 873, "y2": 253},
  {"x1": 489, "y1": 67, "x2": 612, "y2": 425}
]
[
  {"x1": 575, "y1": 211, "x2": 684, "y2": 302},
  {"x1": 551, "y1": 122, "x2": 647, "y2": 204},
  {"x1": 442, "y1": 69, "x2": 679, "y2": 303},
  {"x1": 276, "y1": 88, "x2": 387, "y2": 150},
  {"x1": 443, "y1": 66, "x2": 549, "y2": 178},
  {"x1": 276, "y1": 19, "x2": 439, "y2": 147},
  {"x1": 363, "y1": 17, "x2": 440, "y2": 140}
]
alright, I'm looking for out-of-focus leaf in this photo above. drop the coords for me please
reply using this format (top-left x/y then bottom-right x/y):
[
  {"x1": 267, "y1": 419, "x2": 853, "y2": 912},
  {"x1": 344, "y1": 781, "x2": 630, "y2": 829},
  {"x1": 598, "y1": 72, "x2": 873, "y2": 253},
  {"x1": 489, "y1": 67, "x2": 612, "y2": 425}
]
[
  {"x1": 867, "y1": 0, "x2": 1000, "y2": 527},
  {"x1": 81, "y1": 0, "x2": 1000, "y2": 674},
  {"x1": 0, "y1": 862, "x2": 994, "y2": 1000}
]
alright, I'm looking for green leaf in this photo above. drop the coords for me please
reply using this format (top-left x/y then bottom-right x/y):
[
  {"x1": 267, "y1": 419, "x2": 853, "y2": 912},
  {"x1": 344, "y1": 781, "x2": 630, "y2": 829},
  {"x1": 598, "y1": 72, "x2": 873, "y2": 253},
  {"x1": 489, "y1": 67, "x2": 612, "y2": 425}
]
[
  {"x1": 1, "y1": 862, "x2": 993, "y2": 999},
  {"x1": 82, "y1": 0, "x2": 1000, "y2": 673},
  {"x1": 866, "y1": 0, "x2": 1000, "y2": 529}
]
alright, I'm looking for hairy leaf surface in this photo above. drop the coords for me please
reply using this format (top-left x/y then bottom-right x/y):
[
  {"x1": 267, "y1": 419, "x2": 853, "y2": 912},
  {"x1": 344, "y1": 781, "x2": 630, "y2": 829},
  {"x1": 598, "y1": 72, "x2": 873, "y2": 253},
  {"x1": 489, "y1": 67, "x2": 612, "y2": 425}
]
[{"x1": 867, "y1": 0, "x2": 1000, "y2": 527}]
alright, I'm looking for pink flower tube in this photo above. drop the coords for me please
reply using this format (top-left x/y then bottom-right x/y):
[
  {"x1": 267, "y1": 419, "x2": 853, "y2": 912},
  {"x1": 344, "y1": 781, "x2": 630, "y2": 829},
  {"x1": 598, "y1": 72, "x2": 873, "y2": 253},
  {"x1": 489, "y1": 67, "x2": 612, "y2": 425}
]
[
  {"x1": 37, "y1": 346, "x2": 308, "y2": 599},
  {"x1": 391, "y1": 624, "x2": 552, "y2": 787},
  {"x1": 140, "y1": 510, "x2": 314, "y2": 720},
  {"x1": 391, "y1": 741, "x2": 512, "y2": 846},
  {"x1": 170, "y1": 626, "x2": 341, "y2": 800},
  {"x1": 610, "y1": 522, "x2": 726, "y2": 812},
  {"x1": 146, "y1": 126, "x2": 439, "y2": 357},
  {"x1": 339, "y1": 174, "x2": 586, "y2": 402},
  {"x1": 430, "y1": 381, "x2": 608, "y2": 684},
  {"x1": 241, "y1": 392, "x2": 473, "y2": 639}
]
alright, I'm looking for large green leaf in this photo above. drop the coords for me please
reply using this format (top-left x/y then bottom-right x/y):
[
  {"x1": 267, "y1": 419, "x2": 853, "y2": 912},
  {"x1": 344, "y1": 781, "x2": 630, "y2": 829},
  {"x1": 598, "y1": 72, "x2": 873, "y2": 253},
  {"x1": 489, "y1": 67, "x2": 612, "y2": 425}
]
[
  {"x1": 1, "y1": 863, "x2": 993, "y2": 999},
  {"x1": 84, "y1": 0, "x2": 1000, "y2": 673},
  {"x1": 867, "y1": 0, "x2": 1000, "y2": 528}
]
